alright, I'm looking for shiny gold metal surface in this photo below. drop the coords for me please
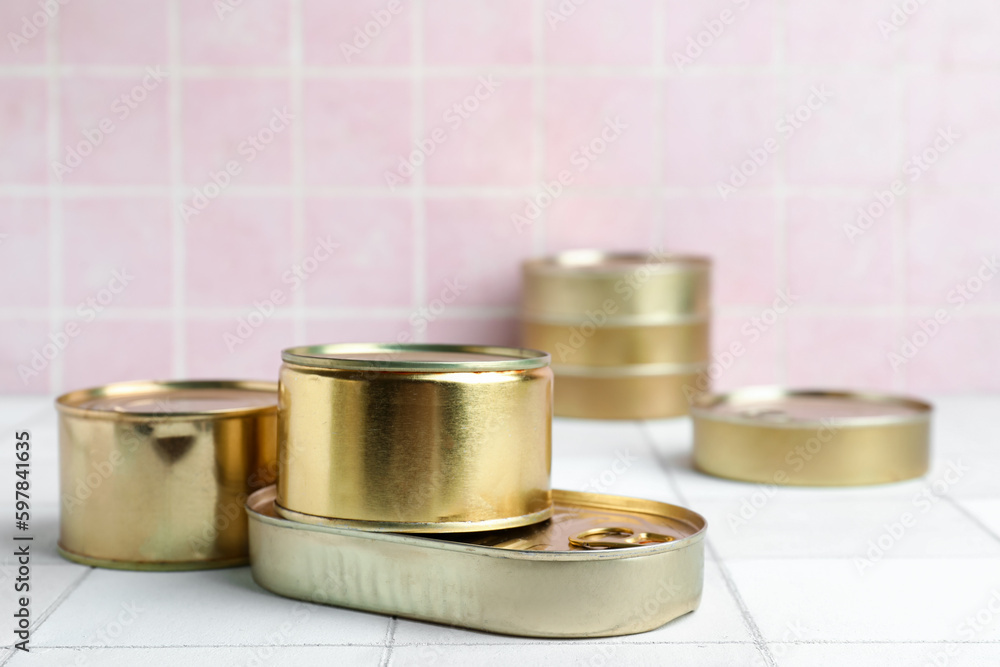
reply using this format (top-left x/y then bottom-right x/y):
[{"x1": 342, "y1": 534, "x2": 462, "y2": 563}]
[
  {"x1": 277, "y1": 343, "x2": 553, "y2": 533},
  {"x1": 692, "y1": 387, "x2": 932, "y2": 486},
  {"x1": 56, "y1": 380, "x2": 278, "y2": 570},
  {"x1": 521, "y1": 250, "x2": 711, "y2": 419},
  {"x1": 248, "y1": 486, "x2": 706, "y2": 638}
]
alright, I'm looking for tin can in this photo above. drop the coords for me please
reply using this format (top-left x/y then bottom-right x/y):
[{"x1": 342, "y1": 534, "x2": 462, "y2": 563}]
[
  {"x1": 277, "y1": 343, "x2": 553, "y2": 533},
  {"x1": 521, "y1": 250, "x2": 711, "y2": 419},
  {"x1": 56, "y1": 380, "x2": 278, "y2": 570},
  {"x1": 692, "y1": 387, "x2": 932, "y2": 486},
  {"x1": 248, "y1": 485, "x2": 706, "y2": 638}
]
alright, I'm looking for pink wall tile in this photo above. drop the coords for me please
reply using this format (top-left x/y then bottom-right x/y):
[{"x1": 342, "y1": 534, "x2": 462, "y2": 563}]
[
  {"x1": 62, "y1": 320, "x2": 173, "y2": 390},
  {"x1": 0, "y1": 0, "x2": 50, "y2": 64},
  {"x1": 180, "y1": 0, "x2": 291, "y2": 66},
  {"x1": 710, "y1": 314, "x2": 780, "y2": 392},
  {"x1": 58, "y1": 76, "x2": 170, "y2": 185},
  {"x1": 59, "y1": 0, "x2": 168, "y2": 65},
  {"x1": 787, "y1": 196, "x2": 896, "y2": 306},
  {"x1": 185, "y1": 317, "x2": 292, "y2": 381},
  {"x1": 305, "y1": 318, "x2": 413, "y2": 345},
  {"x1": 544, "y1": 196, "x2": 656, "y2": 253},
  {"x1": 784, "y1": 73, "x2": 899, "y2": 188},
  {"x1": 906, "y1": 195, "x2": 1000, "y2": 307},
  {"x1": 427, "y1": 317, "x2": 518, "y2": 347},
  {"x1": 906, "y1": 73, "x2": 1000, "y2": 188},
  {"x1": 662, "y1": 195, "x2": 778, "y2": 307},
  {"x1": 0, "y1": 79, "x2": 47, "y2": 184},
  {"x1": 1, "y1": 319, "x2": 52, "y2": 392},
  {"x1": 544, "y1": 77, "x2": 656, "y2": 187},
  {"x1": 904, "y1": 316, "x2": 1000, "y2": 394},
  {"x1": 303, "y1": 198, "x2": 413, "y2": 308},
  {"x1": 907, "y1": 1, "x2": 1000, "y2": 65},
  {"x1": 185, "y1": 197, "x2": 294, "y2": 307},
  {"x1": 0, "y1": 199, "x2": 48, "y2": 308},
  {"x1": 785, "y1": 0, "x2": 899, "y2": 66},
  {"x1": 663, "y1": 75, "x2": 777, "y2": 188},
  {"x1": 303, "y1": 0, "x2": 412, "y2": 66},
  {"x1": 182, "y1": 79, "x2": 293, "y2": 186},
  {"x1": 303, "y1": 79, "x2": 411, "y2": 187},
  {"x1": 544, "y1": 0, "x2": 655, "y2": 66},
  {"x1": 423, "y1": 76, "x2": 534, "y2": 187},
  {"x1": 424, "y1": 0, "x2": 534, "y2": 65},
  {"x1": 664, "y1": 0, "x2": 776, "y2": 69},
  {"x1": 786, "y1": 315, "x2": 897, "y2": 391},
  {"x1": 61, "y1": 198, "x2": 172, "y2": 309},
  {"x1": 425, "y1": 198, "x2": 533, "y2": 307}
]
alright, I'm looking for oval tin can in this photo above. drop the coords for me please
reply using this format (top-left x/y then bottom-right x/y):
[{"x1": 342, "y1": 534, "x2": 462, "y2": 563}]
[
  {"x1": 248, "y1": 486, "x2": 706, "y2": 638},
  {"x1": 57, "y1": 380, "x2": 278, "y2": 570},
  {"x1": 277, "y1": 343, "x2": 553, "y2": 533}
]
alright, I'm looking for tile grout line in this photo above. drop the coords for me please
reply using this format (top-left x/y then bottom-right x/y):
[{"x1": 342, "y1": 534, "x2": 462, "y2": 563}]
[
  {"x1": 28, "y1": 567, "x2": 95, "y2": 639},
  {"x1": 531, "y1": 0, "x2": 545, "y2": 256},
  {"x1": 378, "y1": 617, "x2": 398, "y2": 667},
  {"x1": 638, "y1": 422, "x2": 777, "y2": 667},
  {"x1": 168, "y1": 0, "x2": 185, "y2": 377},
  {"x1": 893, "y1": 26, "x2": 909, "y2": 394},
  {"x1": 652, "y1": 0, "x2": 665, "y2": 249},
  {"x1": 773, "y1": 0, "x2": 788, "y2": 387},
  {"x1": 290, "y1": 0, "x2": 306, "y2": 344},
  {"x1": 943, "y1": 496, "x2": 1000, "y2": 547},
  {"x1": 46, "y1": 0, "x2": 63, "y2": 395},
  {"x1": 411, "y1": 0, "x2": 426, "y2": 343}
]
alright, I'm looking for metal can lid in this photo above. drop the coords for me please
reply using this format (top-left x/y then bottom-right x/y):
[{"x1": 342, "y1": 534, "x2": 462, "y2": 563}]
[
  {"x1": 281, "y1": 343, "x2": 551, "y2": 372},
  {"x1": 524, "y1": 249, "x2": 709, "y2": 275},
  {"x1": 56, "y1": 380, "x2": 278, "y2": 419},
  {"x1": 692, "y1": 387, "x2": 931, "y2": 428}
]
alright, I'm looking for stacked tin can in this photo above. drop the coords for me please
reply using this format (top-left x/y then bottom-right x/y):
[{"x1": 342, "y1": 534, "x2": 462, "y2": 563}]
[{"x1": 521, "y1": 250, "x2": 712, "y2": 419}]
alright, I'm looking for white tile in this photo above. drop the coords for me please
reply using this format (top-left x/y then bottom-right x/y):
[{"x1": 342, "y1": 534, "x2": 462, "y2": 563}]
[
  {"x1": 729, "y1": 559, "x2": 1000, "y2": 643},
  {"x1": 391, "y1": 642, "x2": 763, "y2": 667},
  {"x1": 771, "y1": 642, "x2": 1000, "y2": 667},
  {"x1": 32, "y1": 568, "x2": 390, "y2": 647},
  {"x1": 961, "y1": 499, "x2": 1000, "y2": 540},
  {"x1": 552, "y1": 417, "x2": 648, "y2": 458},
  {"x1": 0, "y1": 504, "x2": 66, "y2": 567},
  {"x1": 392, "y1": 560, "x2": 753, "y2": 645},
  {"x1": 551, "y1": 454, "x2": 681, "y2": 505},
  {"x1": 0, "y1": 563, "x2": 89, "y2": 646},
  {"x1": 7, "y1": 646, "x2": 385, "y2": 666}
]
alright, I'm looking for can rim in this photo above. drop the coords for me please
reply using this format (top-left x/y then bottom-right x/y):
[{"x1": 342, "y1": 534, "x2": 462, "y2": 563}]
[
  {"x1": 523, "y1": 249, "x2": 710, "y2": 275},
  {"x1": 691, "y1": 386, "x2": 932, "y2": 428},
  {"x1": 55, "y1": 379, "x2": 279, "y2": 419},
  {"x1": 281, "y1": 343, "x2": 551, "y2": 372}
]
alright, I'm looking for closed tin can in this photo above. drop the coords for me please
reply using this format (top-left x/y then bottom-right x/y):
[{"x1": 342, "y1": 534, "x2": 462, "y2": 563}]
[
  {"x1": 277, "y1": 343, "x2": 553, "y2": 533},
  {"x1": 521, "y1": 250, "x2": 711, "y2": 419},
  {"x1": 692, "y1": 387, "x2": 932, "y2": 486},
  {"x1": 56, "y1": 380, "x2": 278, "y2": 570},
  {"x1": 249, "y1": 485, "x2": 706, "y2": 638}
]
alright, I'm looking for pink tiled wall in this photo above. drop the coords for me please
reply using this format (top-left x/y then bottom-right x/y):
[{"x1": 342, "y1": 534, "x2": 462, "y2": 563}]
[{"x1": 2, "y1": 0, "x2": 999, "y2": 396}]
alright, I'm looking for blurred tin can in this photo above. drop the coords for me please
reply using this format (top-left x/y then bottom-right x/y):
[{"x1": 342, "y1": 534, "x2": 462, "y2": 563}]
[
  {"x1": 521, "y1": 250, "x2": 711, "y2": 419},
  {"x1": 249, "y1": 485, "x2": 706, "y2": 638},
  {"x1": 277, "y1": 343, "x2": 553, "y2": 533},
  {"x1": 56, "y1": 380, "x2": 278, "y2": 570},
  {"x1": 692, "y1": 387, "x2": 932, "y2": 486}
]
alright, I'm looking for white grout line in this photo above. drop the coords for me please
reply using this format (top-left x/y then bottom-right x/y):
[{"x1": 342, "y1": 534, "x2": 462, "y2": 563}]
[
  {"x1": 894, "y1": 25, "x2": 910, "y2": 394},
  {"x1": 45, "y1": 3, "x2": 64, "y2": 395},
  {"x1": 531, "y1": 0, "x2": 546, "y2": 256},
  {"x1": 378, "y1": 617, "x2": 398, "y2": 667},
  {"x1": 773, "y1": 0, "x2": 789, "y2": 387},
  {"x1": 168, "y1": 0, "x2": 185, "y2": 377},
  {"x1": 411, "y1": 0, "x2": 426, "y2": 343},
  {"x1": 290, "y1": 0, "x2": 306, "y2": 344},
  {"x1": 652, "y1": 0, "x2": 666, "y2": 250}
]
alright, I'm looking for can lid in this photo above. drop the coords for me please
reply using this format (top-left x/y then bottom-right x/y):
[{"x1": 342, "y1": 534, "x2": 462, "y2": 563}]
[
  {"x1": 692, "y1": 387, "x2": 931, "y2": 428},
  {"x1": 524, "y1": 249, "x2": 710, "y2": 275},
  {"x1": 282, "y1": 343, "x2": 551, "y2": 372},
  {"x1": 56, "y1": 380, "x2": 278, "y2": 419}
]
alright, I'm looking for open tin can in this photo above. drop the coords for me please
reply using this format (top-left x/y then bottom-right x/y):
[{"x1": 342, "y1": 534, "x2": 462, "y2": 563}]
[
  {"x1": 57, "y1": 380, "x2": 278, "y2": 570},
  {"x1": 249, "y1": 486, "x2": 706, "y2": 638},
  {"x1": 692, "y1": 387, "x2": 932, "y2": 486},
  {"x1": 277, "y1": 343, "x2": 553, "y2": 533},
  {"x1": 521, "y1": 250, "x2": 711, "y2": 419}
]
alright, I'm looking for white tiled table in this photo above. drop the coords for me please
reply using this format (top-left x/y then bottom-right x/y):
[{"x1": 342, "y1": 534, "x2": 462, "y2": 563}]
[{"x1": 2, "y1": 396, "x2": 999, "y2": 666}]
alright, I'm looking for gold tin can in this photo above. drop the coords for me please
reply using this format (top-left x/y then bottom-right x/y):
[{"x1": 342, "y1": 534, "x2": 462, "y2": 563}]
[
  {"x1": 692, "y1": 387, "x2": 932, "y2": 486},
  {"x1": 56, "y1": 380, "x2": 278, "y2": 570},
  {"x1": 248, "y1": 486, "x2": 706, "y2": 638},
  {"x1": 521, "y1": 250, "x2": 711, "y2": 419},
  {"x1": 277, "y1": 343, "x2": 553, "y2": 533}
]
